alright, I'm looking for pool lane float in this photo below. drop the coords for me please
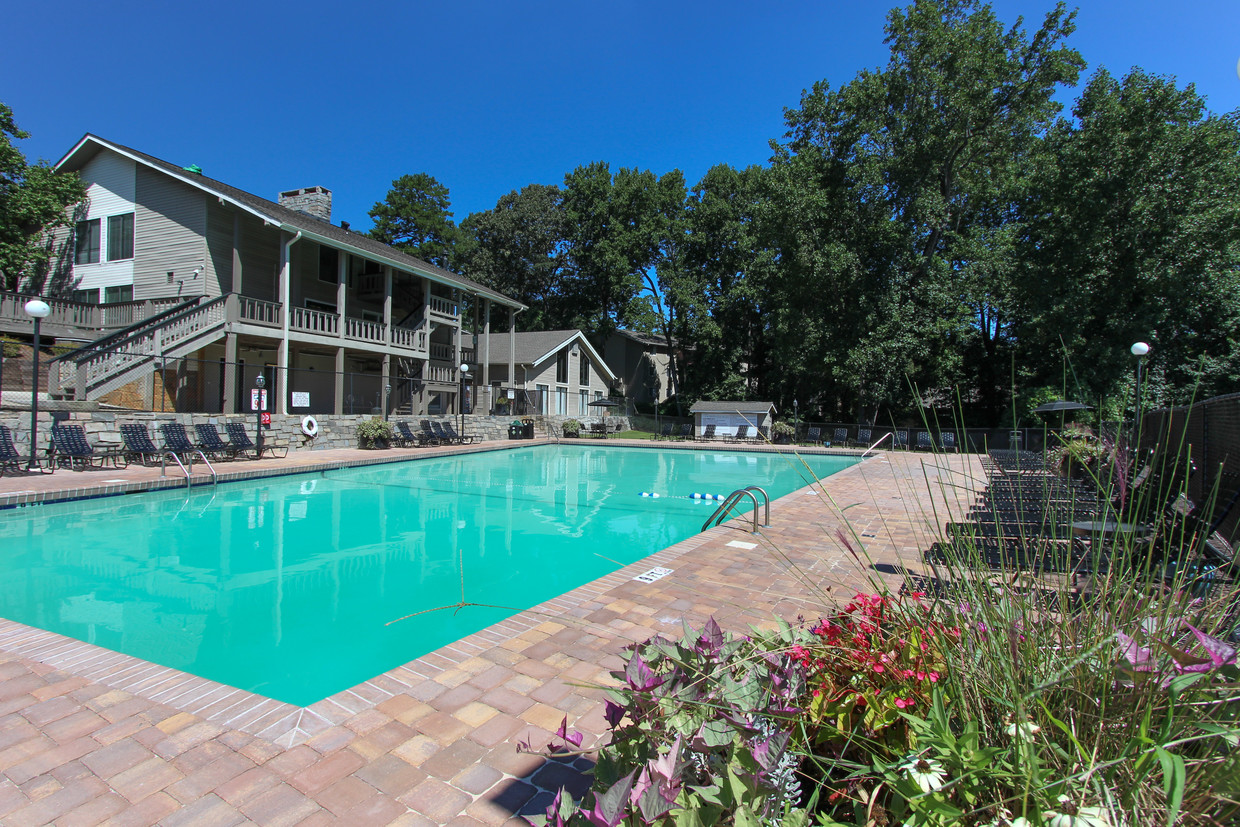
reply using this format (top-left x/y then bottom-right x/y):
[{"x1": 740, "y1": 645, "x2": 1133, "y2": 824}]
[
  {"x1": 301, "y1": 415, "x2": 319, "y2": 438},
  {"x1": 690, "y1": 493, "x2": 725, "y2": 501},
  {"x1": 639, "y1": 492, "x2": 660, "y2": 498}
]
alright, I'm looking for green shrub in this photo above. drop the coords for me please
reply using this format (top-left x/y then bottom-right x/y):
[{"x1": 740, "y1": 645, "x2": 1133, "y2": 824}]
[
  {"x1": 356, "y1": 418, "x2": 394, "y2": 448},
  {"x1": 1, "y1": 337, "x2": 22, "y2": 358},
  {"x1": 562, "y1": 419, "x2": 582, "y2": 437}
]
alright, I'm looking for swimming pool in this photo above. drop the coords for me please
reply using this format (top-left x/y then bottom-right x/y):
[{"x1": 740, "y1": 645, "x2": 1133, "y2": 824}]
[{"x1": 0, "y1": 444, "x2": 858, "y2": 705}]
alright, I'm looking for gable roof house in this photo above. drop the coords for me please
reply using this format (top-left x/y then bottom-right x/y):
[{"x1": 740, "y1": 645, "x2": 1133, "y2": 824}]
[
  {"x1": 478, "y1": 329, "x2": 617, "y2": 417},
  {"x1": 602, "y1": 329, "x2": 683, "y2": 409},
  {"x1": 34, "y1": 134, "x2": 526, "y2": 416}
]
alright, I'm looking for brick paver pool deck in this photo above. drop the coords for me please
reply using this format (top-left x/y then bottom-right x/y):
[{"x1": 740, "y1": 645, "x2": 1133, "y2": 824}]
[{"x1": 0, "y1": 438, "x2": 978, "y2": 825}]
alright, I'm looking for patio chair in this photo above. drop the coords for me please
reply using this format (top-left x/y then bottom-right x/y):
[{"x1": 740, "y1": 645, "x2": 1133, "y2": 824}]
[
  {"x1": 120, "y1": 424, "x2": 167, "y2": 466},
  {"x1": 0, "y1": 424, "x2": 27, "y2": 475},
  {"x1": 418, "y1": 420, "x2": 441, "y2": 445},
  {"x1": 805, "y1": 426, "x2": 823, "y2": 446},
  {"x1": 916, "y1": 431, "x2": 935, "y2": 451},
  {"x1": 677, "y1": 423, "x2": 693, "y2": 441},
  {"x1": 654, "y1": 423, "x2": 675, "y2": 440},
  {"x1": 159, "y1": 423, "x2": 206, "y2": 462},
  {"x1": 696, "y1": 424, "x2": 717, "y2": 442},
  {"x1": 941, "y1": 431, "x2": 959, "y2": 453},
  {"x1": 224, "y1": 422, "x2": 288, "y2": 459},
  {"x1": 588, "y1": 422, "x2": 608, "y2": 439},
  {"x1": 728, "y1": 425, "x2": 752, "y2": 442},
  {"x1": 195, "y1": 424, "x2": 240, "y2": 460},
  {"x1": 833, "y1": 427, "x2": 849, "y2": 447},
  {"x1": 395, "y1": 421, "x2": 432, "y2": 447},
  {"x1": 442, "y1": 421, "x2": 476, "y2": 445},
  {"x1": 50, "y1": 424, "x2": 127, "y2": 471},
  {"x1": 851, "y1": 428, "x2": 872, "y2": 449},
  {"x1": 431, "y1": 420, "x2": 465, "y2": 445},
  {"x1": 894, "y1": 430, "x2": 910, "y2": 450}
]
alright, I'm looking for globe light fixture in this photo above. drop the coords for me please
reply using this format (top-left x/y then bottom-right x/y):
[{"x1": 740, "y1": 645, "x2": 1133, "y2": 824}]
[{"x1": 23, "y1": 300, "x2": 51, "y2": 471}]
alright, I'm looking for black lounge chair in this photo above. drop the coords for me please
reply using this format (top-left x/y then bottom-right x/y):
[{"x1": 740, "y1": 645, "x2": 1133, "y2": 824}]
[
  {"x1": 224, "y1": 422, "x2": 288, "y2": 458},
  {"x1": 393, "y1": 421, "x2": 424, "y2": 447},
  {"x1": 120, "y1": 424, "x2": 166, "y2": 466},
  {"x1": 418, "y1": 420, "x2": 441, "y2": 446},
  {"x1": 728, "y1": 425, "x2": 752, "y2": 442},
  {"x1": 159, "y1": 423, "x2": 204, "y2": 462},
  {"x1": 654, "y1": 423, "x2": 675, "y2": 440},
  {"x1": 195, "y1": 424, "x2": 240, "y2": 460},
  {"x1": 941, "y1": 432, "x2": 959, "y2": 453},
  {"x1": 696, "y1": 424, "x2": 717, "y2": 442},
  {"x1": 916, "y1": 431, "x2": 935, "y2": 451},
  {"x1": 50, "y1": 424, "x2": 127, "y2": 471},
  {"x1": 833, "y1": 427, "x2": 849, "y2": 446},
  {"x1": 676, "y1": 423, "x2": 693, "y2": 441},
  {"x1": 442, "y1": 421, "x2": 476, "y2": 444},
  {"x1": 851, "y1": 428, "x2": 872, "y2": 449},
  {"x1": 0, "y1": 425, "x2": 27, "y2": 474},
  {"x1": 805, "y1": 426, "x2": 823, "y2": 446},
  {"x1": 894, "y1": 429, "x2": 910, "y2": 450}
]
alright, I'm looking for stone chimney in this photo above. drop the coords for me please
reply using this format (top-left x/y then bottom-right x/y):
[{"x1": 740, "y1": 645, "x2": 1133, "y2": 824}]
[{"x1": 278, "y1": 186, "x2": 332, "y2": 222}]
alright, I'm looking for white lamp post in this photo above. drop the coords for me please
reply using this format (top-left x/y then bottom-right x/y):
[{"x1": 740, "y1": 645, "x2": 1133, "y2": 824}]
[
  {"x1": 1131, "y1": 341, "x2": 1150, "y2": 439},
  {"x1": 459, "y1": 363, "x2": 470, "y2": 436},
  {"x1": 23, "y1": 299, "x2": 51, "y2": 471}
]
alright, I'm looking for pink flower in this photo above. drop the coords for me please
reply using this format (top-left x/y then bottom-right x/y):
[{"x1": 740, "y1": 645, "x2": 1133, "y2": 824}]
[{"x1": 894, "y1": 697, "x2": 914, "y2": 709}]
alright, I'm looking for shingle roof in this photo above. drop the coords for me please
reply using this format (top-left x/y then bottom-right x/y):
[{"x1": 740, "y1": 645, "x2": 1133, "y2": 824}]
[
  {"x1": 689, "y1": 400, "x2": 776, "y2": 414},
  {"x1": 57, "y1": 135, "x2": 525, "y2": 310},
  {"x1": 479, "y1": 329, "x2": 618, "y2": 383}
]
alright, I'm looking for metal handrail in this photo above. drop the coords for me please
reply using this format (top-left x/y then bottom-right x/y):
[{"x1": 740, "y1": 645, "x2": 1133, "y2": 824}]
[
  {"x1": 702, "y1": 485, "x2": 771, "y2": 534},
  {"x1": 161, "y1": 451, "x2": 192, "y2": 488},
  {"x1": 862, "y1": 432, "x2": 893, "y2": 458},
  {"x1": 194, "y1": 450, "x2": 218, "y2": 486}
]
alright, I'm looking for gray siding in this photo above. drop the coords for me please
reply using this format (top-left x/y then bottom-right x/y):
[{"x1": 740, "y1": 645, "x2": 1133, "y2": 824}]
[
  {"x1": 205, "y1": 201, "x2": 234, "y2": 296},
  {"x1": 236, "y1": 215, "x2": 280, "y2": 301},
  {"x1": 134, "y1": 166, "x2": 208, "y2": 300}
]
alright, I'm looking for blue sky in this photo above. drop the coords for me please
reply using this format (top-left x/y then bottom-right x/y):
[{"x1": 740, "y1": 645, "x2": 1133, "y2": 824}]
[{"x1": 5, "y1": 1, "x2": 1238, "y2": 229}]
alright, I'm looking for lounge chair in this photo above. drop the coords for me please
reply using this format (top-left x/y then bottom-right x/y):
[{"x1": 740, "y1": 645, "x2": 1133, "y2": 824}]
[
  {"x1": 442, "y1": 421, "x2": 476, "y2": 444},
  {"x1": 916, "y1": 431, "x2": 935, "y2": 451},
  {"x1": 120, "y1": 424, "x2": 167, "y2": 466},
  {"x1": 654, "y1": 423, "x2": 675, "y2": 441},
  {"x1": 224, "y1": 422, "x2": 288, "y2": 459},
  {"x1": 676, "y1": 423, "x2": 693, "y2": 441},
  {"x1": 833, "y1": 427, "x2": 849, "y2": 447},
  {"x1": 851, "y1": 428, "x2": 872, "y2": 449},
  {"x1": 894, "y1": 430, "x2": 910, "y2": 450},
  {"x1": 430, "y1": 420, "x2": 464, "y2": 445},
  {"x1": 395, "y1": 421, "x2": 431, "y2": 447},
  {"x1": 50, "y1": 424, "x2": 127, "y2": 471},
  {"x1": 0, "y1": 425, "x2": 27, "y2": 474},
  {"x1": 588, "y1": 422, "x2": 608, "y2": 439},
  {"x1": 805, "y1": 426, "x2": 823, "y2": 446},
  {"x1": 696, "y1": 424, "x2": 717, "y2": 442},
  {"x1": 941, "y1": 432, "x2": 958, "y2": 453},
  {"x1": 195, "y1": 424, "x2": 240, "y2": 460},
  {"x1": 160, "y1": 423, "x2": 205, "y2": 462},
  {"x1": 728, "y1": 425, "x2": 752, "y2": 442},
  {"x1": 418, "y1": 420, "x2": 441, "y2": 445}
]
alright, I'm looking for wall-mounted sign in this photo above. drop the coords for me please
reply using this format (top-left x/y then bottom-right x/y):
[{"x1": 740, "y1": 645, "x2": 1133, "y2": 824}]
[
  {"x1": 291, "y1": 392, "x2": 310, "y2": 408},
  {"x1": 250, "y1": 389, "x2": 268, "y2": 411},
  {"x1": 261, "y1": 412, "x2": 271, "y2": 426}
]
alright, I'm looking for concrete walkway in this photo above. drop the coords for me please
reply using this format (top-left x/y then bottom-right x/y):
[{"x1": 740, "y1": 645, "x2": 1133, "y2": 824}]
[{"x1": 0, "y1": 439, "x2": 976, "y2": 825}]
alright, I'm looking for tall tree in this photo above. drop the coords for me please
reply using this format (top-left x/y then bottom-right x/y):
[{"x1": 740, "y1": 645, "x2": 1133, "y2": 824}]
[
  {"x1": 1018, "y1": 68, "x2": 1240, "y2": 407},
  {"x1": 368, "y1": 172, "x2": 467, "y2": 271},
  {"x1": 0, "y1": 102, "x2": 86, "y2": 293},
  {"x1": 772, "y1": 0, "x2": 1083, "y2": 422},
  {"x1": 459, "y1": 183, "x2": 569, "y2": 331}
]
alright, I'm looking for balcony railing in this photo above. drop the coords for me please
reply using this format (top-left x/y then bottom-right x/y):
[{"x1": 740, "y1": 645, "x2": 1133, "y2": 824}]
[
  {"x1": 428, "y1": 295, "x2": 458, "y2": 319},
  {"x1": 235, "y1": 296, "x2": 281, "y2": 327},
  {"x1": 391, "y1": 325, "x2": 427, "y2": 352},
  {"x1": 344, "y1": 317, "x2": 386, "y2": 344},
  {"x1": 289, "y1": 306, "x2": 340, "y2": 336}
]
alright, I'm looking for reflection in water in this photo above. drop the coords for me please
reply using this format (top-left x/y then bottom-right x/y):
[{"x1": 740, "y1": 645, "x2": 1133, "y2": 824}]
[{"x1": 0, "y1": 445, "x2": 855, "y2": 705}]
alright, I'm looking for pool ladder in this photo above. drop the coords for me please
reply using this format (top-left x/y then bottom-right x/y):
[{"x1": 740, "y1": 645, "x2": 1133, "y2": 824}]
[
  {"x1": 701, "y1": 486, "x2": 770, "y2": 534},
  {"x1": 160, "y1": 450, "x2": 218, "y2": 489}
]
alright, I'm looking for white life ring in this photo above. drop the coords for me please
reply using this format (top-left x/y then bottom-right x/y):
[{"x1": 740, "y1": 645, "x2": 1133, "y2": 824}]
[{"x1": 301, "y1": 415, "x2": 319, "y2": 438}]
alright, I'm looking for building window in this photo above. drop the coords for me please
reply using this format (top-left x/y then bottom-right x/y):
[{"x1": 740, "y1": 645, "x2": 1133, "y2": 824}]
[
  {"x1": 579, "y1": 390, "x2": 588, "y2": 415},
  {"x1": 319, "y1": 245, "x2": 339, "y2": 284},
  {"x1": 107, "y1": 213, "x2": 134, "y2": 261},
  {"x1": 75, "y1": 219, "x2": 101, "y2": 264},
  {"x1": 579, "y1": 353, "x2": 589, "y2": 385},
  {"x1": 556, "y1": 350, "x2": 568, "y2": 384},
  {"x1": 536, "y1": 384, "x2": 549, "y2": 415},
  {"x1": 70, "y1": 289, "x2": 99, "y2": 305},
  {"x1": 556, "y1": 388, "x2": 567, "y2": 415},
  {"x1": 104, "y1": 285, "x2": 133, "y2": 304}
]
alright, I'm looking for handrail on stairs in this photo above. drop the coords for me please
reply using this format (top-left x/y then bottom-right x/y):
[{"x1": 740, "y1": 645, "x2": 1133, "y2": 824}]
[
  {"x1": 702, "y1": 486, "x2": 771, "y2": 534},
  {"x1": 159, "y1": 450, "x2": 217, "y2": 488},
  {"x1": 48, "y1": 296, "x2": 205, "y2": 364}
]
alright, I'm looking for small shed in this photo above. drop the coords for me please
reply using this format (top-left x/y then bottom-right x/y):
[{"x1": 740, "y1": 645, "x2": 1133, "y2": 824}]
[{"x1": 688, "y1": 400, "x2": 776, "y2": 439}]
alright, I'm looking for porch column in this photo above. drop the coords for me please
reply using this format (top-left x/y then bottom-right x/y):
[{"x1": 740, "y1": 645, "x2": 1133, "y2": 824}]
[
  {"x1": 277, "y1": 230, "x2": 302, "y2": 415},
  {"x1": 508, "y1": 307, "x2": 516, "y2": 408},
  {"x1": 383, "y1": 266, "x2": 393, "y2": 345},
  {"x1": 223, "y1": 333, "x2": 238, "y2": 414},
  {"x1": 334, "y1": 347, "x2": 344, "y2": 415},
  {"x1": 482, "y1": 297, "x2": 491, "y2": 411},
  {"x1": 336, "y1": 254, "x2": 346, "y2": 341},
  {"x1": 454, "y1": 289, "x2": 463, "y2": 414},
  {"x1": 381, "y1": 353, "x2": 391, "y2": 417},
  {"x1": 232, "y1": 213, "x2": 243, "y2": 296}
]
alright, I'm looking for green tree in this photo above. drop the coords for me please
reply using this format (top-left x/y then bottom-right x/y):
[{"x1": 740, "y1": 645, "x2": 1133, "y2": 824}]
[
  {"x1": 459, "y1": 183, "x2": 570, "y2": 331},
  {"x1": 1018, "y1": 68, "x2": 1240, "y2": 408},
  {"x1": 772, "y1": 0, "x2": 1083, "y2": 423},
  {"x1": 0, "y1": 102, "x2": 86, "y2": 292},
  {"x1": 368, "y1": 172, "x2": 468, "y2": 271}
]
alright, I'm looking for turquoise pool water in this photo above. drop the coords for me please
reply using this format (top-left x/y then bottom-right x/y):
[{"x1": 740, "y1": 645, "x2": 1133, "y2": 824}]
[{"x1": 0, "y1": 445, "x2": 857, "y2": 705}]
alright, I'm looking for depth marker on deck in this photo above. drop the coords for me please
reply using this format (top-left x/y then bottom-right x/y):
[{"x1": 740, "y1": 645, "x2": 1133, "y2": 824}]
[
  {"x1": 633, "y1": 567, "x2": 673, "y2": 583},
  {"x1": 727, "y1": 540, "x2": 758, "y2": 550}
]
